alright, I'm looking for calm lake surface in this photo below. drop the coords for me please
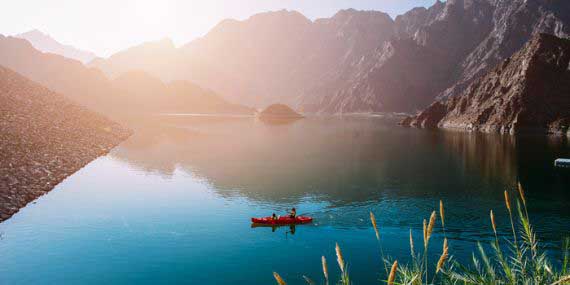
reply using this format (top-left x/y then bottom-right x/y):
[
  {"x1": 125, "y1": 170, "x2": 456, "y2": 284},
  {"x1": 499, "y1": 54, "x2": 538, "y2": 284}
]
[{"x1": 1, "y1": 116, "x2": 569, "y2": 284}]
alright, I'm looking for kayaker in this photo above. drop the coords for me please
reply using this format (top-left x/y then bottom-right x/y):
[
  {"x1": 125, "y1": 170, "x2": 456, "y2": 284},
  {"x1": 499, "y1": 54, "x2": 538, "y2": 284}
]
[
  {"x1": 289, "y1": 208, "x2": 297, "y2": 219},
  {"x1": 272, "y1": 213, "x2": 278, "y2": 220}
]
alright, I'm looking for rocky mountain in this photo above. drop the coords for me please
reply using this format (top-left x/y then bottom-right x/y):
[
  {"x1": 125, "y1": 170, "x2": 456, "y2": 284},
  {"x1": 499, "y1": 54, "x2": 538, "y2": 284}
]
[
  {"x1": 258, "y1": 104, "x2": 303, "y2": 124},
  {"x1": 313, "y1": 0, "x2": 570, "y2": 114},
  {"x1": 401, "y1": 33, "x2": 570, "y2": 136},
  {"x1": 15, "y1": 29, "x2": 98, "y2": 63},
  {"x1": 89, "y1": 9, "x2": 396, "y2": 107},
  {"x1": 0, "y1": 34, "x2": 113, "y2": 114},
  {"x1": 0, "y1": 35, "x2": 254, "y2": 122},
  {"x1": 89, "y1": 1, "x2": 570, "y2": 114},
  {"x1": 0, "y1": 65, "x2": 131, "y2": 221}
]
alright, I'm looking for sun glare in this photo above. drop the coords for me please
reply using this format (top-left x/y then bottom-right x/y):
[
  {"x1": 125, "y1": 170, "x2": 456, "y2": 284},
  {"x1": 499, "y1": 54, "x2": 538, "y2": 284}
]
[{"x1": 131, "y1": 0, "x2": 175, "y2": 34}]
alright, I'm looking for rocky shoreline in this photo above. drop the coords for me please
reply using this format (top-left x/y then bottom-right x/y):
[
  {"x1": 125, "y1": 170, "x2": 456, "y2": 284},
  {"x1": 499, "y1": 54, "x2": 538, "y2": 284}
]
[
  {"x1": 0, "y1": 66, "x2": 132, "y2": 222},
  {"x1": 400, "y1": 34, "x2": 570, "y2": 137}
]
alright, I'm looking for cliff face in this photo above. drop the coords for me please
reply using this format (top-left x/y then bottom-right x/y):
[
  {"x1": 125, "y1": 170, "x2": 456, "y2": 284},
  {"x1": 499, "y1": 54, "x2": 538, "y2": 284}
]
[
  {"x1": 402, "y1": 33, "x2": 570, "y2": 136},
  {"x1": 0, "y1": 65, "x2": 131, "y2": 221},
  {"x1": 439, "y1": 0, "x2": 570, "y2": 100},
  {"x1": 303, "y1": 0, "x2": 494, "y2": 113},
  {"x1": 310, "y1": 0, "x2": 570, "y2": 114}
]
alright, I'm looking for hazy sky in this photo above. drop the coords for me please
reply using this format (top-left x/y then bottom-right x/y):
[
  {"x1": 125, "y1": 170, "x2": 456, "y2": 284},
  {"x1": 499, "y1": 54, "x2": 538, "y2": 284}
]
[{"x1": 0, "y1": 0, "x2": 438, "y2": 57}]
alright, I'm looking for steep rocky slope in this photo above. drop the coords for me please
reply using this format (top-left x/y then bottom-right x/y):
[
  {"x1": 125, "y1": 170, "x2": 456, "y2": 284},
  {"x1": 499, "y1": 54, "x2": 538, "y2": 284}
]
[
  {"x1": 16, "y1": 29, "x2": 98, "y2": 63},
  {"x1": 401, "y1": 33, "x2": 570, "y2": 136},
  {"x1": 439, "y1": 0, "x2": 570, "y2": 100},
  {"x1": 310, "y1": 0, "x2": 495, "y2": 113},
  {"x1": 313, "y1": 0, "x2": 570, "y2": 114},
  {"x1": 0, "y1": 65, "x2": 131, "y2": 221}
]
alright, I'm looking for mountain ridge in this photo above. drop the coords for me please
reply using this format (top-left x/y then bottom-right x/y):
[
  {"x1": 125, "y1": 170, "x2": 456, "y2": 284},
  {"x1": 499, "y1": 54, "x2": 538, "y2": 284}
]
[
  {"x1": 89, "y1": 9, "x2": 396, "y2": 107},
  {"x1": 15, "y1": 29, "x2": 98, "y2": 63},
  {"x1": 0, "y1": 35, "x2": 254, "y2": 123},
  {"x1": 88, "y1": 2, "x2": 570, "y2": 115}
]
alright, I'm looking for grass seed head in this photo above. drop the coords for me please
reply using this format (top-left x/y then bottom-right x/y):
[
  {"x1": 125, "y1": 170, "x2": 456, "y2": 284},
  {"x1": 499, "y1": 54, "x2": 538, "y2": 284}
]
[
  {"x1": 436, "y1": 238, "x2": 449, "y2": 273},
  {"x1": 518, "y1": 182, "x2": 526, "y2": 207},
  {"x1": 321, "y1": 256, "x2": 328, "y2": 281},
  {"x1": 273, "y1": 272, "x2": 286, "y2": 285},
  {"x1": 370, "y1": 211, "x2": 380, "y2": 241},
  {"x1": 388, "y1": 260, "x2": 398, "y2": 285},
  {"x1": 335, "y1": 243, "x2": 345, "y2": 273},
  {"x1": 504, "y1": 190, "x2": 511, "y2": 212},
  {"x1": 440, "y1": 200, "x2": 445, "y2": 228},
  {"x1": 490, "y1": 210, "x2": 497, "y2": 235}
]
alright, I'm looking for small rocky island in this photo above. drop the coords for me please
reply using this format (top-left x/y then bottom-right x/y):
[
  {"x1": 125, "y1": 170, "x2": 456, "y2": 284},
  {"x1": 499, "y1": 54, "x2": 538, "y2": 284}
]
[
  {"x1": 0, "y1": 66, "x2": 131, "y2": 221},
  {"x1": 401, "y1": 33, "x2": 570, "y2": 136},
  {"x1": 257, "y1": 104, "x2": 304, "y2": 123}
]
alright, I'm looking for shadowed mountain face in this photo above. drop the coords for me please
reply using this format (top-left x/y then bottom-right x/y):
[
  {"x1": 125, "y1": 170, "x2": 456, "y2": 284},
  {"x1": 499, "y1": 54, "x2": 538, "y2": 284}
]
[
  {"x1": 402, "y1": 33, "x2": 570, "y2": 136},
  {"x1": 15, "y1": 30, "x2": 98, "y2": 64},
  {"x1": 0, "y1": 35, "x2": 253, "y2": 123},
  {"x1": 89, "y1": 1, "x2": 570, "y2": 114}
]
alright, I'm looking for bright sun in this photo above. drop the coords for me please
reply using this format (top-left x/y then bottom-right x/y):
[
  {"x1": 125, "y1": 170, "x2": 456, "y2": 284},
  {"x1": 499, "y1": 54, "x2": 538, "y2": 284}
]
[{"x1": 132, "y1": 0, "x2": 175, "y2": 31}]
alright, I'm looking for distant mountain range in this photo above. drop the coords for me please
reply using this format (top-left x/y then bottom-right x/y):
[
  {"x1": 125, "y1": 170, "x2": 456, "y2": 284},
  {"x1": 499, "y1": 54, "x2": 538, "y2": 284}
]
[
  {"x1": 2, "y1": 0, "x2": 569, "y2": 135},
  {"x1": 15, "y1": 29, "x2": 98, "y2": 64},
  {"x1": 88, "y1": 0, "x2": 570, "y2": 115},
  {"x1": 0, "y1": 35, "x2": 254, "y2": 123}
]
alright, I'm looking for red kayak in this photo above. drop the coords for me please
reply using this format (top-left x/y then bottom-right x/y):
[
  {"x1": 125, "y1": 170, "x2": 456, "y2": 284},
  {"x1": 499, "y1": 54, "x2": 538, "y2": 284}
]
[{"x1": 251, "y1": 216, "x2": 313, "y2": 225}]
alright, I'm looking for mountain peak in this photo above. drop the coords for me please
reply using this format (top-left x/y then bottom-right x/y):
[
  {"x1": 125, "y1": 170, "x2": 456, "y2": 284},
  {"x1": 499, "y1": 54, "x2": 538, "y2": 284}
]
[
  {"x1": 18, "y1": 29, "x2": 45, "y2": 37},
  {"x1": 247, "y1": 9, "x2": 312, "y2": 25},
  {"x1": 15, "y1": 29, "x2": 97, "y2": 64},
  {"x1": 331, "y1": 8, "x2": 392, "y2": 20}
]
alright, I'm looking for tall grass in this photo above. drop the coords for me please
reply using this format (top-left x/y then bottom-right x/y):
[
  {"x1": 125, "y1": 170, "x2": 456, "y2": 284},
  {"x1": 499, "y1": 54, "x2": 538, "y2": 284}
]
[{"x1": 273, "y1": 183, "x2": 570, "y2": 284}]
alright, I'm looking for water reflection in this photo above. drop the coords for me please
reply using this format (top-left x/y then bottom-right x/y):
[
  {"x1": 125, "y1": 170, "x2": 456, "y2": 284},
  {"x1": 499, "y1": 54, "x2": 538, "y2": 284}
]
[
  {"x1": 251, "y1": 224, "x2": 299, "y2": 236},
  {"x1": 113, "y1": 116, "x2": 562, "y2": 201},
  {"x1": 110, "y1": 116, "x2": 570, "y2": 241},
  {"x1": 257, "y1": 116, "x2": 303, "y2": 125},
  {"x1": 1, "y1": 116, "x2": 569, "y2": 285}
]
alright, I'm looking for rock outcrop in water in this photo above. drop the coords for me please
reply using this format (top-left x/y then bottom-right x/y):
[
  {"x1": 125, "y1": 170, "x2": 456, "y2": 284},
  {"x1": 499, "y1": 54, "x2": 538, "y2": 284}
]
[
  {"x1": 259, "y1": 104, "x2": 303, "y2": 118},
  {"x1": 401, "y1": 34, "x2": 570, "y2": 136},
  {"x1": 0, "y1": 66, "x2": 131, "y2": 221},
  {"x1": 258, "y1": 104, "x2": 303, "y2": 124}
]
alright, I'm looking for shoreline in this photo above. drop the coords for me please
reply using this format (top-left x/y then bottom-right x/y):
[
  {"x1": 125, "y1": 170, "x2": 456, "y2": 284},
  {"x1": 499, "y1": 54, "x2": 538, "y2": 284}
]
[
  {"x1": 0, "y1": 65, "x2": 133, "y2": 223},
  {"x1": 0, "y1": 133, "x2": 131, "y2": 223}
]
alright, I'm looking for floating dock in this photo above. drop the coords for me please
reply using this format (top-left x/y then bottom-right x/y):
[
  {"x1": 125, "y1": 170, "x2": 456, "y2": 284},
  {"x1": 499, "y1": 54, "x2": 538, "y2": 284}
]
[{"x1": 554, "y1": 158, "x2": 570, "y2": 168}]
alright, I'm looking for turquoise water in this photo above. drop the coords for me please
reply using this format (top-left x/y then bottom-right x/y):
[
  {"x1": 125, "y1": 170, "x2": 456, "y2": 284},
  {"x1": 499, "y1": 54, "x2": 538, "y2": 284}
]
[{"x1": 1, "y1": 116, "x2": 569, "y2": 284}]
